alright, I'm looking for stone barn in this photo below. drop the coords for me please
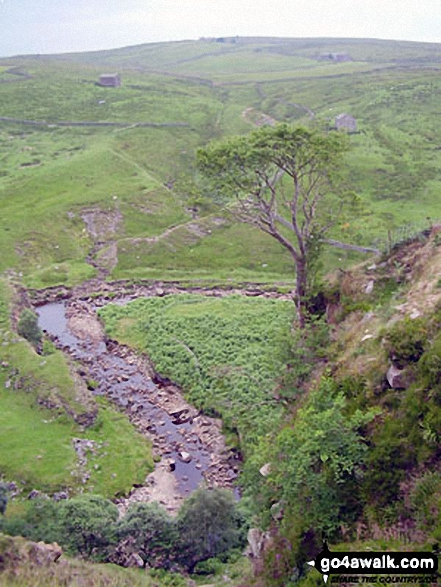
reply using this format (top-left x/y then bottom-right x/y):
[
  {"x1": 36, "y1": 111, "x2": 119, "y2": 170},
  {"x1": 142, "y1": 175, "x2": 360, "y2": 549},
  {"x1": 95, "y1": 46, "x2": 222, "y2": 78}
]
[
  {"x1": 335, "y1": 113, "x2": 357, "y2": 132},
  {"x1": 318, "y1": 53, "x2": 353, "y2": 62},
  {"x1": 98, "y1": 73, "x2": 121, "y2": 87}
]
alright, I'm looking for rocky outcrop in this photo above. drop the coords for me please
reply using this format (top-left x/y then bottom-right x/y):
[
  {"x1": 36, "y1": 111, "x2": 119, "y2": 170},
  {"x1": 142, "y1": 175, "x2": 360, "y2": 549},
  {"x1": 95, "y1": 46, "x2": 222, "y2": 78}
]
[
  {"x1": 247, "y1": 528, "x2": 265, "y2": 558},
  {"x1": 108, "y1": 537, "x2": 145, "y2": 568},
  {"x1": 0, "y1": 534, "x2": 62, "y2": 572}
]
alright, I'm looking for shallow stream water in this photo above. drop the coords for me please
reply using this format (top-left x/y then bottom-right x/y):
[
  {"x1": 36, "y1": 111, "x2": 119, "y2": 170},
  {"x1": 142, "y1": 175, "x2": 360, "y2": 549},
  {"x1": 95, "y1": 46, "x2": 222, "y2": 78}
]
[{"x1": 36, "y1": 301, "x2": 226, "y2": 498}]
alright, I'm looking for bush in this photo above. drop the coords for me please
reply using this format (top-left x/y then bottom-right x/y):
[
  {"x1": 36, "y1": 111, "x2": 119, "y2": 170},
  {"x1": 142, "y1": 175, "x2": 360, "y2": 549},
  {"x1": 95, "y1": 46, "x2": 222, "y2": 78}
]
[
  {"x1": 418, "y1": 332, "x2": 441, "y2": 387},
  {"x1": 193, "y1": 557, "x2": 224, "y2": 575},
  {"x1": 361, "y1": 416, "x2": 417, "y2": 511},
  {"x1": 115, "y1": 502, "x2": 177, "y2": 569},
  {"x1": 279, "y1": 316, "x2": 330, "y2": 400},
  {"x1": 273, "y1": 377, "x2": 377, "y2": 536},
  {"x1": 0, "y1": 498, "x2": 61, "y2": 544},
  {"x1": 382, "y1": 317, "x2": 427, "y2": 367},
  {"x1": 58, "y1": 495, "x2": 118, "y2": 558},
  {"x1": 177, "y1": 488, "x2": 242, "y2": 571},
  {"x1": 410, "y1": 471, "x2": 441, "y2": 534},
  {"x1": 17, "y1": 308, "x2": 42, "y2": 348},
  {"x1": 41, "y1": 339, "x2": 56, "y2": 355}
]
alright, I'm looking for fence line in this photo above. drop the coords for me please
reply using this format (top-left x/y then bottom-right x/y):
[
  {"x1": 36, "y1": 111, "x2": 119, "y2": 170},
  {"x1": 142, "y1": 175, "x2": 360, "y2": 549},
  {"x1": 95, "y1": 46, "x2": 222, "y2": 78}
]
[{"x1": 373, "y1": 219, "x2": 436, "y2": 255}]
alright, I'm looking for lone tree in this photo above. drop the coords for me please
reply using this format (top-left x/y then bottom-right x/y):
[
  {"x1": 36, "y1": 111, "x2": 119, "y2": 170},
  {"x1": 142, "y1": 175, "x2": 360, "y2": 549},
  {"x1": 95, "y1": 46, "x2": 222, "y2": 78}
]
[{"x1": 197, "y1": 124, "x2": 350, "y2": 327}]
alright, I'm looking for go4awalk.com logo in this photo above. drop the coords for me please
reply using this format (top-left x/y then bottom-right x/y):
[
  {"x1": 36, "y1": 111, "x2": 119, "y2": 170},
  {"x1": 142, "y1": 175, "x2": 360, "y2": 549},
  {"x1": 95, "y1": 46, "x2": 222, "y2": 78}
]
[{"x1": 307, "y1": 543, "x2": 439, "y2": 584}]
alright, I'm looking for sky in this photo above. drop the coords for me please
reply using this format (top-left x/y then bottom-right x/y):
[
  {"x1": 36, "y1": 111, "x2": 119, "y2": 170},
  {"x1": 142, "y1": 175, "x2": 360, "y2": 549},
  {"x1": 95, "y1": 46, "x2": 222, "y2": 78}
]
[{"x1": 1, "y1": 0, "x2": 441, "y2": 57}]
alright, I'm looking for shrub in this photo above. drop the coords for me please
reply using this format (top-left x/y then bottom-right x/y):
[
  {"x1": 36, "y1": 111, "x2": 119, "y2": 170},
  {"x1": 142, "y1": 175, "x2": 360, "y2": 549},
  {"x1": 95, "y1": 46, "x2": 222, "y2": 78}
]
[
  {"x1": 58, "y1": 495, "x2": 118, "y2": 558},
  {"x1": 382, "y1": 317, "x2": 427, "y2": 367},
  {"x1": 273, "y1": 377, "x2": 376, "y2": 536},
  {"x1": 418, "y1": 332, "x2": 441, "y2": 387},
  {"x1": 361, "y1": 416, "x2": 417, "y2": 511},
  {"x1": 41, "y1": 339, "x2": 56, "y2": 355},
  {"x1": 17, "y1": 308, "x2": 42, "y2": 348},
  {"x1": 193, "y1": 557, "x2": 224, "y2": 575},
  {"x1": 177, "y1": 488, "x2": 242, "y2": 571},
  {"x1": 409, "y1": 471, "x2": 441, "y2": 534},
  {"x1": 115, "y1": 502, "x2": 177, "y2": 569},
  {"x1": 0, "y1": 498, "x2": 61, "y2": 544}
]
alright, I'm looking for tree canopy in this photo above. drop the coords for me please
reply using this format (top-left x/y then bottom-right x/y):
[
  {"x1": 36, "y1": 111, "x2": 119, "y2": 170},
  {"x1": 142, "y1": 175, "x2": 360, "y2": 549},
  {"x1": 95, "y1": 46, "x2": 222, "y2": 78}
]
[{"x1": 197, "y1": 124, "x2": 350, "y2": 326}]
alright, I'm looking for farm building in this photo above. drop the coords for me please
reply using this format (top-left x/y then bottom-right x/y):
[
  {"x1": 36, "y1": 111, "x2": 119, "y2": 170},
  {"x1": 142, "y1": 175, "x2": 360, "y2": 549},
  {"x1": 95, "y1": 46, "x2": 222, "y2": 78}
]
[
  {"x1": 318, "y1": 53, "x2": 353, "y2": 62},
  {"x1": 98, "y1": 73, "x2": 121, "y2": 87},
  {"x1": 335, "y1": 113, "x2": 357, "y2": 132}
]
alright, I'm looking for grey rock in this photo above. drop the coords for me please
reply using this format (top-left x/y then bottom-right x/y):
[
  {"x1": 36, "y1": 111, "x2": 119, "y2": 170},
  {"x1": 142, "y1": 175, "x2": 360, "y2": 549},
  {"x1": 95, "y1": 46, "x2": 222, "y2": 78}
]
[
  {"x1": 365, "y1": 280, "x2": 375, "y2": 294},
  {"x1": 259, "y1": 462, "x2": 271, "y2": 477},
  {"x1": 387, "y1": 364, "x2": 406, "y2": 389},
  {"x1": 178, "y1": 451, "x2": 192, "y2": 463},
  {"x1": 247, "y1": 528, "x2": 264, "y2": 558}
]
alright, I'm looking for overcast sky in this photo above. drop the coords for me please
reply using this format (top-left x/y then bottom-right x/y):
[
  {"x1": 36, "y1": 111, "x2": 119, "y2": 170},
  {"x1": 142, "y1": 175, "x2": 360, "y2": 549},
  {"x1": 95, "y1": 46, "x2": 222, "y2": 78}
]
[{"x1": 1, "y1": 0, "x2": 440, "y2": 57}]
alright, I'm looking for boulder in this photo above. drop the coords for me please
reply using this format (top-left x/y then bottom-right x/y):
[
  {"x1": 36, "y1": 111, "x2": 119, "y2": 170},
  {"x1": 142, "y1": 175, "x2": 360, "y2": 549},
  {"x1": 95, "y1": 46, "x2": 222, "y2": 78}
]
[
  {"x1": 259, "y1": 463, "x2": 271, "y2": 477},
  {"x1": 247, "y1": 528, "x2": 264, "y2": 558},
  {"x1": 365, "y1": 280, "x2": 374, "y2": 294},
  {"x1": 270, "y1": 501, "x2": 284, "y2": 521},
  {"x1": 28, "y1": 541, "x2": 63, "y2": 565},
  {"x1": 178, "y1": 451, "x2": 192, "y2": 463},
  {"x1": 386, "y1": 364, "x2": 406, "y2": 389},
  {"x1": 170, "y1": 407, "x2": 192, "y2": 425}
]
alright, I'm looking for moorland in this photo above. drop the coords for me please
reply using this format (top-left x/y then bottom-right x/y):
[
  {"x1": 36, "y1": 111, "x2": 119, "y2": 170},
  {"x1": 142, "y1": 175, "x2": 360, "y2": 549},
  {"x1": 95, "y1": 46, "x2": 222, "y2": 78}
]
[{"x1": 1, "y1": 36, "x2": 441, "y2": 587}]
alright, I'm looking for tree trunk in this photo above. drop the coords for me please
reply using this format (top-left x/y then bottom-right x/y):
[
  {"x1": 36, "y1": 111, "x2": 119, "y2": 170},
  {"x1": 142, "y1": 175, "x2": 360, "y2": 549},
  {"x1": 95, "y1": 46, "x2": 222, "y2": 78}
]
[{"x1": 295, "y1": 257, "x2": 308, "y2": 329}]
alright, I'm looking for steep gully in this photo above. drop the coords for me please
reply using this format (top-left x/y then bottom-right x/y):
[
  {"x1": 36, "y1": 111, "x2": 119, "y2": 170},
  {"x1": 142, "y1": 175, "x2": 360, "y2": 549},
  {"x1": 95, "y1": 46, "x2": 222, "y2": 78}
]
[{"x1": 33, "y1": 284, "x2": 292, "y2": 513}]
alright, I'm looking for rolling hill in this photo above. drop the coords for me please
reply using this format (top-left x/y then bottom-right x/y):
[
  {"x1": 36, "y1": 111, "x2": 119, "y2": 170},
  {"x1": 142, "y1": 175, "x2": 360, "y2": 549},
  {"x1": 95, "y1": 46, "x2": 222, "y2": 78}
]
[{"x1": 1, "y1": 37, "x2": 441, "y2": 287}]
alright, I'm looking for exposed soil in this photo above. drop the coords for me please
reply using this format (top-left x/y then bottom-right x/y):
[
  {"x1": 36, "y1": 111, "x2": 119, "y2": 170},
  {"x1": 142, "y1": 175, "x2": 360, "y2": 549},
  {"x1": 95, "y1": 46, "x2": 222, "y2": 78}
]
[
  {"x1": 29, "y1": 279, "x2": 294, "y2": 306},
  {"x1": 81, "y1": 208, "x2": 122, "y2": 240}
]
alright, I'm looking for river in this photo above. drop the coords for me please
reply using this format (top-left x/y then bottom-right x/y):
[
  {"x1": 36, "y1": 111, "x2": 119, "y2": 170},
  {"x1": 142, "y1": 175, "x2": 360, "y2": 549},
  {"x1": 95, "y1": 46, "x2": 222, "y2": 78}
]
[{"x1": 35, "y1": 299, "x2": 239, "y2": 513}]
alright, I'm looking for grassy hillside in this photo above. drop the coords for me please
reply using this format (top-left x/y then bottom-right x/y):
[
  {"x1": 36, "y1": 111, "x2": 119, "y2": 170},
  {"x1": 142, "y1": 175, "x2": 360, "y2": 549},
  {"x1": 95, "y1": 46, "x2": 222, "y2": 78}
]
[
  {"x1": 0, "y1": 533, "x2": 188, "y2": 587},
  {"x1": 0, "y1": 278, "x2": 153, "y2": 497},
  {"x1": 1, "y1": 37, "x2": 441, "y2": 287},
  {"x1": 2, "y1": 37, "x2": 441, "y2": 586}
]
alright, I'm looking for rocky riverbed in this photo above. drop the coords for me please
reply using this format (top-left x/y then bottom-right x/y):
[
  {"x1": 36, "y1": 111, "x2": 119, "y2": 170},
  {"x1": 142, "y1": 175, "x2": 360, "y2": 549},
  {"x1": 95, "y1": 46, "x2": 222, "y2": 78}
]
[{"x1": 36, "y1": 298, "x2": 240, "y2": 514}]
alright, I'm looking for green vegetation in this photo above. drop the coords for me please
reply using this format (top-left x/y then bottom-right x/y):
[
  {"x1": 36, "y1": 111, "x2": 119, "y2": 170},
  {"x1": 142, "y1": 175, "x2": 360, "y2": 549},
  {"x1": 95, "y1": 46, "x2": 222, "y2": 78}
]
[
  {"x1": 100, "y1": 294, "x2": 294, "y2": 453},
  {"x1": 3, "y1": 37, "x2": 441, "y2": 587},
  {"x1": 2, "y1": 38, "x2": 441, "y2": 286},
  {"x1": 0, "y1": 532, "x2": 187, "y2": 587},
  {"x1": 17, "y1": 308, "x2": 42, "y2": 348},
  {"x1": 273, "y1": 378, "x2": 377, "y2": 535},
  {"x1": 58, "y1": 495, "x2": 119, "y2": 558},
  {"x1": 0, "y1": 484, "x2": 8, "y2": 516},
  {"x1": 0, "y1": 278, "x2": 153, "y2": 496},
  {"x1": 1, "y1": 487, "x2": 246, "y2": 574},
  {"x1": 197, "y1": 123, "x2": 350, "y2": 326},
  {"x1": 116, "y1": 502, "x2": 178, "y2": 569}
]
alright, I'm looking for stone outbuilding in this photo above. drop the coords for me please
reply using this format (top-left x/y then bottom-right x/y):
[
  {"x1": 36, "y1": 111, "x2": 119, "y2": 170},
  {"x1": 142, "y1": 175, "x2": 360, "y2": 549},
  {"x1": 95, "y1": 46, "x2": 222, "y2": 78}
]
[
  {"x1": 98, "y1": 73, "x2": 121, "y2": 87},
  {"x1": 318, "y1": 53, "x2": 353, "y2": 62},
  {"x1": 335, "y1": 113, "x2": 357, "y2": 132}
]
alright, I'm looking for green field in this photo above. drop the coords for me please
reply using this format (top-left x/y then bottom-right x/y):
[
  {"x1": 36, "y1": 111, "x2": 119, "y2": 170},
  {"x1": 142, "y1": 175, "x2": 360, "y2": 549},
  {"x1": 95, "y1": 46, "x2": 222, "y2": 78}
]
[
  {"x1": 1, "y1": 37, "x2": 441, "y2": 288},
  {"x1": 0, "y1": 278, "x2": 153, "y2": 495}
]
